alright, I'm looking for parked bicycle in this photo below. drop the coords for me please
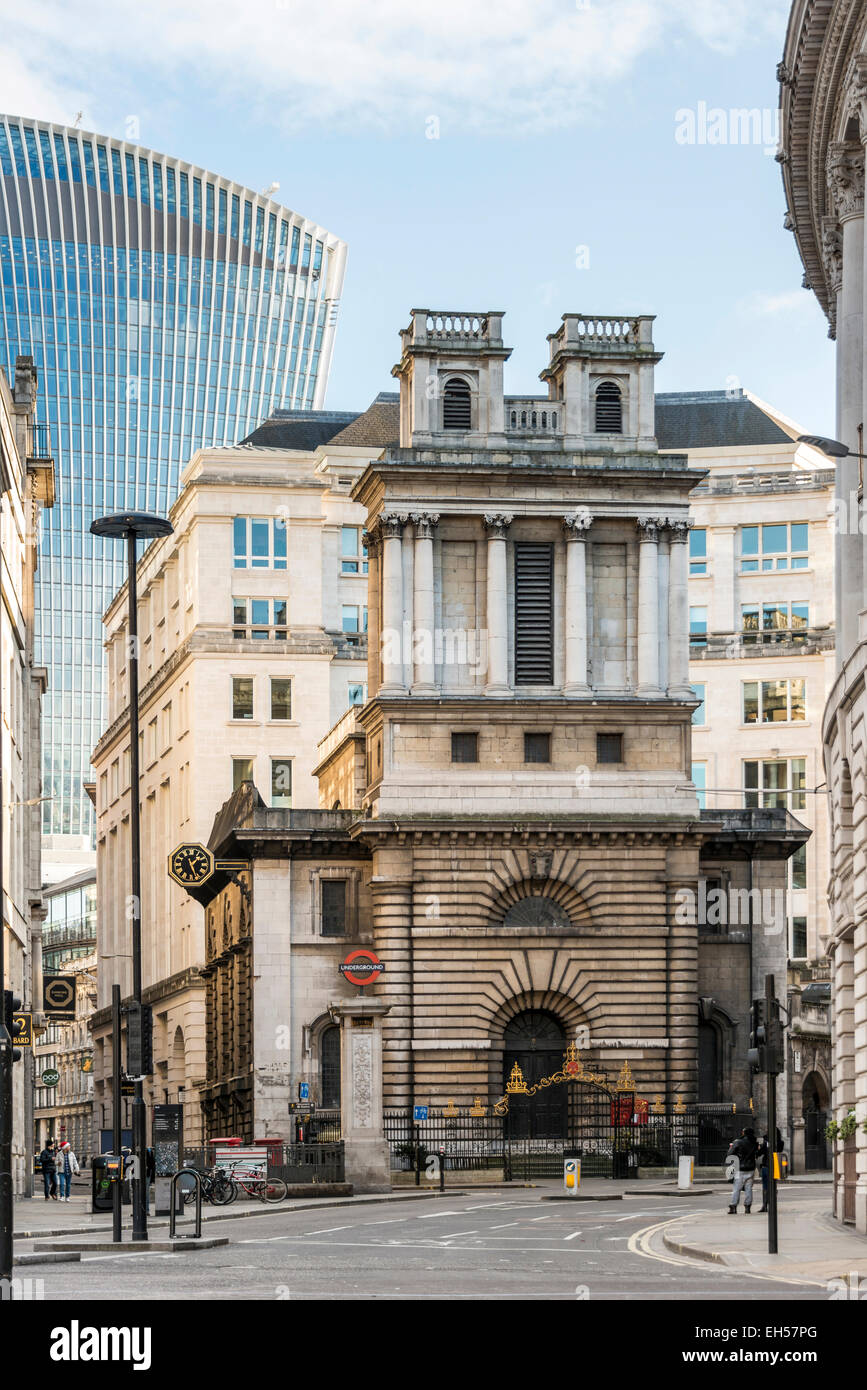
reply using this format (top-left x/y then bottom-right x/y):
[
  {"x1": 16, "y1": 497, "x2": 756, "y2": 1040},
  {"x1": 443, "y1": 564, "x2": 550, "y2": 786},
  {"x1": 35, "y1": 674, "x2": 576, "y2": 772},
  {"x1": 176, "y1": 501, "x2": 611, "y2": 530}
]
[
  {"x1": 229, "y1": 1166, "x2": 287, "y2": 1203},
  {"x1": 179, "y1": 1166, "x2": 237, "y2": 1206}
]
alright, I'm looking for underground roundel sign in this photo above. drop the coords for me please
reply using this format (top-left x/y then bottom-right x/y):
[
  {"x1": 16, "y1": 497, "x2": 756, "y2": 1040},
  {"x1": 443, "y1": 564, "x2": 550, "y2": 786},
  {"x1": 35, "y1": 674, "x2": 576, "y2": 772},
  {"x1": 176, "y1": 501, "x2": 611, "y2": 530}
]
[{"x1": 339, "y1": 949, "x2": 384, "y2": 987}]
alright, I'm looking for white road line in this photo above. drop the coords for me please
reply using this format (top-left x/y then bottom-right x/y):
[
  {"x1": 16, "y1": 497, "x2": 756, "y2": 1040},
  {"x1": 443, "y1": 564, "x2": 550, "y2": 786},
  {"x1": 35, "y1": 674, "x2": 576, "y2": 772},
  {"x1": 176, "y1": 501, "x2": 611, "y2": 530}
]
[
  {"x1": 489, "y1": 1222, "x2": 521, "y2": 1230},
  {"x1": 529, "y1": 1216, "x2": 550, "y2": 1222},
  {"x1": 440, "y1": 1230, "x2": 478, "y2": 1239},
  {"x1": 417, "y1": 1211, "x2": 465, "y2": 1219},
  {"x1": 563, "y1": 1232, "x2": 582, "y2": 1241},
  {"x1": 304, "y1": 1225, "x2": 353, "y2": 1235}
]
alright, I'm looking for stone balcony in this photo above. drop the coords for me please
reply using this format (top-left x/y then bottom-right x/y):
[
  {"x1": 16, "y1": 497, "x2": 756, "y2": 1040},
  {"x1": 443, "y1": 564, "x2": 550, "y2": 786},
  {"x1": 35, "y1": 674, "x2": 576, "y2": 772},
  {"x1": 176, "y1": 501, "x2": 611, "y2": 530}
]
[{"x1": 401, "y1": 309, "x2": 506, "y2": 351}]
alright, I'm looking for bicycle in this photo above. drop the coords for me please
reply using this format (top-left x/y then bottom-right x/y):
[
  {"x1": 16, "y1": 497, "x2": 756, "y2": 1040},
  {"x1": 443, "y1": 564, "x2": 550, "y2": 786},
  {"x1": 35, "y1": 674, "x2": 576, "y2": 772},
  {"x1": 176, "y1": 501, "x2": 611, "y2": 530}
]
[
  {"x1": 179, "y1": 1166, "x2": 237, "y2": 1206},
  {"x1": 229, "y1": 1167, "x2": 287, "y2": 1203}
]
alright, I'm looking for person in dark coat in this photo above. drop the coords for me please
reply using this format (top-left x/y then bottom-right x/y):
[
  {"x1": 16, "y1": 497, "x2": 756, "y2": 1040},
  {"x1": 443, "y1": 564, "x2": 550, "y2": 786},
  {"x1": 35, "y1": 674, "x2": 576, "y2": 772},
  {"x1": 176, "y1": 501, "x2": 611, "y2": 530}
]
[
  {"x1": 726, "y1": 1127, "x2": 758, "y2": 1213},
  {"x1": 38, "y1": 1140, "x2": 58, "y2": 1199}
]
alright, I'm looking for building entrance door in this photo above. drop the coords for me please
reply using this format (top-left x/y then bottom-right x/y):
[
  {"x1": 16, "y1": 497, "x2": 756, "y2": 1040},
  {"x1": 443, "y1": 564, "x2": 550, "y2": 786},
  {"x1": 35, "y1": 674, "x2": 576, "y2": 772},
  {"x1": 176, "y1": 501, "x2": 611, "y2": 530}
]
[{"x1": 503, "y1": 1010, "x2": 567, "y2": 1139}]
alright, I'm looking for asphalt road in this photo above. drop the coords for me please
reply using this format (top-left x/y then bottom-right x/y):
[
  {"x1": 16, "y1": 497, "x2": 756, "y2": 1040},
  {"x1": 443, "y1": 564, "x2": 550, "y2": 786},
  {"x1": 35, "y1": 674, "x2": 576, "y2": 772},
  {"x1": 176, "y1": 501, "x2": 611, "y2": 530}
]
[{"x1": 27, "y1": 1189, "x2": 826, "y2": 1300}]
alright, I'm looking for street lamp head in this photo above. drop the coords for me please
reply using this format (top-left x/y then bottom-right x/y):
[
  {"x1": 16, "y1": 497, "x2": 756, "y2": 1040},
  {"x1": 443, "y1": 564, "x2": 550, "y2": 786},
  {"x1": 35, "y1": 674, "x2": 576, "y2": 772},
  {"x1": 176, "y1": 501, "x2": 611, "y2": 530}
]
[
  {"x1": 90, "y1": 511, "x2": 174, "y2": 540},
  {"x1": 796, "y1": 434, "x2": 849, "y2": 458}
]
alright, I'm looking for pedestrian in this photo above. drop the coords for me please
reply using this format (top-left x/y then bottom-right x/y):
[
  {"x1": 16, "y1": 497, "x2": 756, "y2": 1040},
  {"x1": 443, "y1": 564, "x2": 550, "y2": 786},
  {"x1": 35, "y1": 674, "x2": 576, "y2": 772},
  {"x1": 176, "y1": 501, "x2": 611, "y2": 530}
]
[
  {"x1": 757, "y1": 1133, "x2": 770, "y2": 1212},
  {"x1": 38, "y1": 1139, "x2": 58, "y2": 1200},
  {"x1": 726, "y1": 1126, "x2": 758, "y2": 1214},
  {"x1": 57, "y1": 1141, "x2": 80, "y2": 1201}
]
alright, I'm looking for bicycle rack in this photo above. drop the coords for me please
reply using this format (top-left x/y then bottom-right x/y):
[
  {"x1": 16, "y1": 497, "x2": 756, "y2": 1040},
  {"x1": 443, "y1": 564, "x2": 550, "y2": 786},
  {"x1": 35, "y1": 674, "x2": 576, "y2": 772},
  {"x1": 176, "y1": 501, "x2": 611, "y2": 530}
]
[{"x1": 169, "y1": 1169, "x2": 202, "y2": 1239}]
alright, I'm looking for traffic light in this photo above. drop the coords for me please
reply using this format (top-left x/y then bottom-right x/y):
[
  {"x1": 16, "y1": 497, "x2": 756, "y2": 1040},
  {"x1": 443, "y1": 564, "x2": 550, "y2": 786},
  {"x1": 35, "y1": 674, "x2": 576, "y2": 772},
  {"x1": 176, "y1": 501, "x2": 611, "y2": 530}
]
[
  {"x1": 126, "y1": 1001, "x2": 153, "y2": 1076},
  {"x1": 747, "y1": 997, "x2": 768, "y2": 1072},
  {"x1": 3, "y1": 991, "x2": 23, "y2": 1063},
  {"x1": 766, "y1": 1006, "x2": 785, "y2": 1076}
]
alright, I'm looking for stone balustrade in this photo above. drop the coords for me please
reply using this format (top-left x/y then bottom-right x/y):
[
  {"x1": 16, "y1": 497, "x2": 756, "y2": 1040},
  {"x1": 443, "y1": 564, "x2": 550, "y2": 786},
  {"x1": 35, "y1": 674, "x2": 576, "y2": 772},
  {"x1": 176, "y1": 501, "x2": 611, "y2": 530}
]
[{"x1": 505, "y1": 398, "x2": 562, "y2": 434}]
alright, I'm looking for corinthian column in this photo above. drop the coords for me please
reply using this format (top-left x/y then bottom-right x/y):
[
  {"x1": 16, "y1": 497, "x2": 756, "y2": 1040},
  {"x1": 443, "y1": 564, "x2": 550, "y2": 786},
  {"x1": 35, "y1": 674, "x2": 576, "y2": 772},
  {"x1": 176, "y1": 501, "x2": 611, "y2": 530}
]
[
  {"x1": 484, "y1": 513, "x2": 512, "y2": 696},
  {"x1": 636, "y1": 516, "x2": 663, "y2": 696},
  {"x1": 562, "y1": 510, "x2": 592, "y2": 694},
  {"x1": 827, "y1": 138, "x2": 864, "y2": 661},
  {"x1": 411, "y1": 512, "x2": 438, "y2": 694},
  {"x1": 666, "y1": 518, "x2": 692, "y2": 697},
  {"x1": 378, "y1": 513, "x2": 407, "y2": 695}
]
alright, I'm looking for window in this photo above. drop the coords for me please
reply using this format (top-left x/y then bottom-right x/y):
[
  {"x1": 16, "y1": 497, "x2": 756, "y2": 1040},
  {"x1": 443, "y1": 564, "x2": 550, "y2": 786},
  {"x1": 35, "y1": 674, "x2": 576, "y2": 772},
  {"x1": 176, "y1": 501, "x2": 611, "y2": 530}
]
[
  {"x1": 689, "y1": 606, "x2": 708, "y2": 648},
  {"x1": 232, "y1": 677, "x2": 254, "y2": 720},
  {"x1": 348, "y1": 683, "x2": 366, "y2": 706},
  {"x1": 232, "y1": 758, "x2": 254, "y2": 790},
  {"x1": 320, "y1": 1025, "x2": 341, "y2": 1107},
  {"x1": 232, "y1": 597, "x2": 288, "y2": 639},
  {"x1": 791, "y1": 843, "x2": 807, "y2": 892},
  {"x1": 689, "y1": 528, "x2": 707, "y2": 575},
  {"x1": 341, "y1": 526, "x2": 368, "y2": 574},
  {"x1": 442, "y1": 376, "x2": 471, "y2": 430},
  {"x1": 321, "y1": 880, "x2": 347, "y2": 936},
  {"x1": 594, "y1": 381, "x2": 623, "y2": 432},
  {"x1": 233, "y1": 517, "x2": 287, "y2": 569},
  {"x1": 597, "y1": 733, "x2": 623, "y2": 764},
  {"x1": 524, "y1": 732, "x2": 551, "y2": 763},
  {"x1": 514, "y1": 544, "x2": 554, "y2": 683},
  {"x1": 744, "y1": 758, "x2": 806, "y2": 810},
  {"x1": 451, "y1": 732, "x2": 478, "y2": 763},
  {"x1": 692, "y1": 762, "x2": 707, "y2": 810},
  {"x1": 270, "y1": 677, "x2": 292, "y2": 720},
  {"x1": 742, "y1": 679, "x2": 805, "y2": 724},
  {"x1": 341, "y1": 605, "x2": 368, "y2": 634},
  {"x1": 742, "y1": 601, "x2": 809, "y2": 643},
  {"x1": 791, "y1": 916, "x2": 808, "y2": 961},
  {"x1": 691, "y1": 683, "x2": 706, "y2": 726},
  {"x1": 740, "y1": 522, "x2": 808, "y2": 572},
  {"x1": 271, "y1": 758, "x2": 292, "y2": 808}
]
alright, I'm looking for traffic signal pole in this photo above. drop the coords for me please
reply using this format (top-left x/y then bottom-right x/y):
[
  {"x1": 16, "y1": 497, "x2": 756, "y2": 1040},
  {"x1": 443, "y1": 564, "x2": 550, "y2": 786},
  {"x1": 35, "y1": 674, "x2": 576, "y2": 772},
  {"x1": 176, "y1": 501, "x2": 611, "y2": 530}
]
[{"x1": 765, "y1": 974, "x2": 779, "y2": 1255}]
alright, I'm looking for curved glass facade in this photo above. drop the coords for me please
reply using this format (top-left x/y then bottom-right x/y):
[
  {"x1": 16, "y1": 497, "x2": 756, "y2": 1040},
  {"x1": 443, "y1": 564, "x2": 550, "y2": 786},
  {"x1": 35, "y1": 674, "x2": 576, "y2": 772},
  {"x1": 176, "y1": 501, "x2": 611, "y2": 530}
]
[{"x1": 0, "y1": 116, "x2": 346, "y2": 865}]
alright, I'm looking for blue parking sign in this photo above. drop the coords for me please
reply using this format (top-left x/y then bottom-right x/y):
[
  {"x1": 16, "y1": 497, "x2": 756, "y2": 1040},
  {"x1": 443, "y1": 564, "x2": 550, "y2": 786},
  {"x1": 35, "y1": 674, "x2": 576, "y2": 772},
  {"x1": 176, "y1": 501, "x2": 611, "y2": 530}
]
[
  {"x1": 299, "y1": 1082, "x2": 310, "y2": 1101},
  {"x1": 413, "y1": 1105, "x2": 428, "y2": 1121}
]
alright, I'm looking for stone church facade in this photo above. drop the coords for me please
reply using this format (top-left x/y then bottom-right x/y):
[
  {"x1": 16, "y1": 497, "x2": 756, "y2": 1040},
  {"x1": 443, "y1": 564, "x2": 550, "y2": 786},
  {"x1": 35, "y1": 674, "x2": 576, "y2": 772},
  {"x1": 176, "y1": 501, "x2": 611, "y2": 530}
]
[{"x1": 187, "y1": 310, "x2": 806, "y2": 1149}]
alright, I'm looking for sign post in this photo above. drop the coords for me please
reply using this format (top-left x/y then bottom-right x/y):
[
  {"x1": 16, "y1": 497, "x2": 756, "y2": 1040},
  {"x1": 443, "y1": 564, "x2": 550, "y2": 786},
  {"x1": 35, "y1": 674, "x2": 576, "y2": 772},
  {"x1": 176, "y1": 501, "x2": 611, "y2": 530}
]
[{"x1": 153, "y1": 1104, "x2": 183, "y2": 1216}]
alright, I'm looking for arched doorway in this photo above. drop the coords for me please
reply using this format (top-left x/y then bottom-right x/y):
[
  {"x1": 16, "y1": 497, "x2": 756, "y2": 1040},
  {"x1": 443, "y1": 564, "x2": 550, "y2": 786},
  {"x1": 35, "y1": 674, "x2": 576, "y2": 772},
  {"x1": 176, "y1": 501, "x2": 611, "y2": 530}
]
[
  {"x1": 803, "y1": 1071, "x2": 829, "y2": 1171},
  {"x1": 503, "y1": 1010, "x2": 567, "y2": 1139}
]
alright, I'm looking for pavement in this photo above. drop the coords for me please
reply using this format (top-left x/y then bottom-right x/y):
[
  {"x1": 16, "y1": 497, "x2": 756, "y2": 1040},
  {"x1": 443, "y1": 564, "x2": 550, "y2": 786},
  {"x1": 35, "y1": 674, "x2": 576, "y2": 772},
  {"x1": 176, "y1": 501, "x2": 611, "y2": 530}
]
[{"x1": 656, "y1": 1190, "x2": 867, "y2": 1288}]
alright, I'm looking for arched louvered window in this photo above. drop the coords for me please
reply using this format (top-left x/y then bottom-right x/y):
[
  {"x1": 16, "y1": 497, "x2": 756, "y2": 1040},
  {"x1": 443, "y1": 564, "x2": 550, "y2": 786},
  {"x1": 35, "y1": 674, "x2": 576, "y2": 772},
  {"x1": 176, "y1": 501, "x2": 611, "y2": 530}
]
[
  {"x1": 442, "y1": 376, "x2": 472, "y2": 430},
  {"x1": 594, "y1": 381, "x2": 622, "y2": 433}
]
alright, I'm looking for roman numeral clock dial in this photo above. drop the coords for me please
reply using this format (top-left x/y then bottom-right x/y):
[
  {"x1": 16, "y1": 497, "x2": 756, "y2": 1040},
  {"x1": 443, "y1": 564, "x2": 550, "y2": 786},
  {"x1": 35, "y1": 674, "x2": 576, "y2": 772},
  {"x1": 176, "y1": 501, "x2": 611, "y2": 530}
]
[{"x1": 167, "y1": 842, "x2": 215, "y2": 887}]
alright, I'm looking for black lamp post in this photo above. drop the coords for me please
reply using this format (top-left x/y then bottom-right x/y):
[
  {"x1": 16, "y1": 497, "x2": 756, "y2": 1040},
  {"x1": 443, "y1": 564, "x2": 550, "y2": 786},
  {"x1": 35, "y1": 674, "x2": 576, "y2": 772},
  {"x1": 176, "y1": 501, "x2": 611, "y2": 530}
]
[
  {"x1": 797, "y1": 433, "x2": 867, "y2": 460},
  {"x1": 90, "y1": 512, "x2": 173, "y2": 1241}
]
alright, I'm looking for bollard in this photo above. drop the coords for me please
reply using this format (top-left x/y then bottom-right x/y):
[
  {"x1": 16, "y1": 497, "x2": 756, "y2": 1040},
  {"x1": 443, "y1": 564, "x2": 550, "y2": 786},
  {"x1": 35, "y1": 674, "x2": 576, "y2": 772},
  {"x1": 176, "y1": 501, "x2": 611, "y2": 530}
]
[
  {"x1": 169, "y1": 1169, "x2": 202, "y2": 1239},
  {"x1": 438, "y1": 1146, "x2": 445, "y2": 1193},
  {"x1": 563, "y1": 1154, "x2": 581, "y2": 1195},
  {"x1": 677, "y1": 1155, "x2": 694, "y2": 1189}
]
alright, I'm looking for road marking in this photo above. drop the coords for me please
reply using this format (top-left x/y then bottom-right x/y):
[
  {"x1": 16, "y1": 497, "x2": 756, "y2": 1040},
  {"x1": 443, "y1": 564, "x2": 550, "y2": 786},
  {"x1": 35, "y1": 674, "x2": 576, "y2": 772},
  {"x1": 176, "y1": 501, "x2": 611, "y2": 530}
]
[
  {"x1": 489, "y1": 1222, "x2": 521, "y2": 1230},
  {"x1": 627, "y1": 1214, "x2": 827, "y2": 1288},
  {"x1": 564, "y1": 1232, "x2": 582, "y2": 1241},
  {"x1": 304, "y1": 1225, "x2": 353, "y2": 1235},
  {"x1": 529, "y1": 1216, "x2": 550, "y2": 1222},
  {"x1": 440, "y1": 1230, "x2": 478, "y2": 1239},
  {"x1": 417, "y1": 1211, "x2": 465, "y2": 1219}
]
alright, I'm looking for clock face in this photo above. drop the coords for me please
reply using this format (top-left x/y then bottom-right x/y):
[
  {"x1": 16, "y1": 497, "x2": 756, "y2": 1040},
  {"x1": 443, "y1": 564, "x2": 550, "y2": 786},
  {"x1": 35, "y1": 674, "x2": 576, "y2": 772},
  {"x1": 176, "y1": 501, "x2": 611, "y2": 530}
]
[{"x1": 168, "y1": 842, "x2": 214, "y2": 887}]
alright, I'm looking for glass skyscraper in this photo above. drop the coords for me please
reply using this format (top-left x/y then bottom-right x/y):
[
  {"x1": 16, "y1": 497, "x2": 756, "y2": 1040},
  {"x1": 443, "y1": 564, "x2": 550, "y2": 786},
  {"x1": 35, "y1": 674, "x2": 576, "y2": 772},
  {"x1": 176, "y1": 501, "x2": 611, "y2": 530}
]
[{"x1": 0, "y1": 116, "x2": 346, "y2": 875}]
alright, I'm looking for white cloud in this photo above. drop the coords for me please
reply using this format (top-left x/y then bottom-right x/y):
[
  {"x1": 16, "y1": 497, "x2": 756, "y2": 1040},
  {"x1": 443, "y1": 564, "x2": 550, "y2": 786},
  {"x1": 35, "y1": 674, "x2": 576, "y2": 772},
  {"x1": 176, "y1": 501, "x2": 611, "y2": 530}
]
[
  {"x1": 2, "y1": 0, "x2": 792, "y2": 136},
  {"x1": 738, "y1": 290, "x2": 815, "y2": 319}
]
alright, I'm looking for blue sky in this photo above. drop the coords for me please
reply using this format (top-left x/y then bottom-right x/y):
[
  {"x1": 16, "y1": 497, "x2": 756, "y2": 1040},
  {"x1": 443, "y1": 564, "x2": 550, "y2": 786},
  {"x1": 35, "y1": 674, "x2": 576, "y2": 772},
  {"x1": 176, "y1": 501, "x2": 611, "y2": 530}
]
[{"x1": 3, "y1": 0, "x2": 835, "y2": 432}]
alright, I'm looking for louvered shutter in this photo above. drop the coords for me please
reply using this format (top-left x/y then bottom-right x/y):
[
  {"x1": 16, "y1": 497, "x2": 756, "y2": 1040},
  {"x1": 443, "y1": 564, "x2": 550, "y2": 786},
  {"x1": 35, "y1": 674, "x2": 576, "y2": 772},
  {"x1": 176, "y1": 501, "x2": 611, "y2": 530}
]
[
  {"x1": 442, "y1": 377, "x2": 471, "y2": 429},
  {"x1": 514, "y1": 543, "x2": 554, "y2": 683}
]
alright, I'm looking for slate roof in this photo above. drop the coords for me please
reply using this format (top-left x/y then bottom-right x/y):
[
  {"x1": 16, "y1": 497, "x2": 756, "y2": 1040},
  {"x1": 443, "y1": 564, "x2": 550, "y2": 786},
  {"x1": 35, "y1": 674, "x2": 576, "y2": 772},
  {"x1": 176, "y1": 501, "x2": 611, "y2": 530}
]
[
  {"x1": 654, "y1": 391, "x2": 793, "y2": 451},
  {"x1": 239, "y1": 409, "x2": 360, "y2": 451},
  {"x1": 325, "y1": 393, "x2": 400, "y2": 448},
  {"x1": 242, "y1": 389, "x2": 791, "y2": 456}
]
